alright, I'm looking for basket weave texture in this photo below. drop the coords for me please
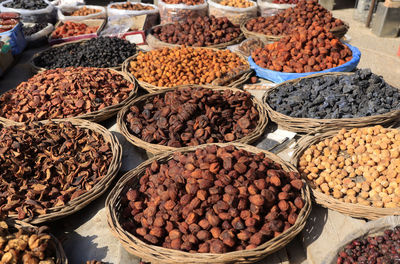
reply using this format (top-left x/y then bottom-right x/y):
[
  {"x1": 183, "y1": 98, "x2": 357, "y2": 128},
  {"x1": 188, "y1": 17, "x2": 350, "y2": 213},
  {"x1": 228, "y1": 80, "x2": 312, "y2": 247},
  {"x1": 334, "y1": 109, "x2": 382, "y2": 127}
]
[
  {"x1": 117, "y1": 85, "x2": 269, "y2": 155},
  {"x1": 2, "y1": 118, "x2": 122, "y2": 224},
  {"x1": 262, "y1": 72, "x2": 400, "y2": 134},
  {"x1": 106, "y1": 143, "x2": 312, "y2": 264},
  {"x1": 291, "y1": 130, "x2": 400, "y2": 220}
]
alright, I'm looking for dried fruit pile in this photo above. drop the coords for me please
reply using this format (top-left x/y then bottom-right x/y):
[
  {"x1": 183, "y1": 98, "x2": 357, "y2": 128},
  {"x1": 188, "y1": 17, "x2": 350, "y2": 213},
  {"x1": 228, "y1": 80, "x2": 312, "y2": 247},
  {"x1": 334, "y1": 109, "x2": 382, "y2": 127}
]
[
  {"x1": 219, "y1": 0, "x2": 253, "y2": 8},
  {"x1": 267, "y1": 69, "x2": 400, "y2": 119},
  {"x1": 121, "y1": 145, "x2": 305, "y2": 253},
  {"x1": 110, "y1": 2, "x2": 154, "y2": 10},
  {"x1": 128, "y1": 47, "x2": 247, "y2": 87},
  {"x1": 299, "y1": 126, "x2": 400, "y2": 208},
  {"x1": 0, "y1": 67, "x2": 135, "y2": 122},
  {"x1": 245, "y1": 0, "x2": 343, "y2": 36},
  {"x1": 0, "y1": 221, "x2": 57, "y2": 263},
  {"x1": 252, "y1": 25, "x2": 352, "y2": 73},
  {"x1": 336, "y1": 226, "x2": 400, "y2": 264},
  {"x1": 22, "y1": 23, "x2": 48, "y2": 36},
  {"x1": 51, "y1": 21, "x2": 98, "y2": 39},
  {"x1": 0, "y1": 121, "x2": 112, "y2": 220},
  {"x1": 272, "y1": 0, "x2": 298, "y2": 3},
  {"x1": 125, "y1": 87, "x2": 259, "y2": 147},
  {"x1": 162, "y1": 0, "x2": 204, "y2": 4},
  {"x1": 152, "y1": 16, "x2": 241, "y2": 47},
  {"x1": 33, "y1": 37, "x2": 137, "y2": 69},
  {"x1": 69, "y1": 6, "x2": 101, "y2": 16},
  {"x1": 3, "y1": 0, "x2": 48, "y2": 10}
]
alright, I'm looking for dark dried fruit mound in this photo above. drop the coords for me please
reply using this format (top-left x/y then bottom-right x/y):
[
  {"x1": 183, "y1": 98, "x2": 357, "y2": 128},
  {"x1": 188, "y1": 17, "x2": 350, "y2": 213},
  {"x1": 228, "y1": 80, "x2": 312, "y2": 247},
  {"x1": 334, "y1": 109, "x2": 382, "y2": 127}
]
[
  {"x1": 0, "y1": 121, "x2": 112, "y2": 220},
  {"x1": 0, "y1": 67, "x2": 135, "y2": 122},
  {"x1": 246, "y1": 0, "x2": 343, "y2": 36},
  {"x1": 252, "y1": 24, "x2": 352, "y2": 73},
  {"x1": 22, "y1": 23, "x2": 48, "y2": 36},
  {"x1": 4, "y1": 0, "x2": 48, "y2": 10},
  {"x1": 125, "y1": 87, "x2": 259, "y2": 147},
  {"x1": 267, "y1": 69, "x2": 400, "y2": 119},
  {"x1": 120, "y1": 145, "x2": 305, "y2": 253},
  {"x1": 152, "y1": 16, "x2": 241, "y2": 47},
  {"x1": 336, "y1": 226, "x2": 400, "y2": 264},
  {"x1": 33, "y1": 37, "x2": 137, "y2": 69}
]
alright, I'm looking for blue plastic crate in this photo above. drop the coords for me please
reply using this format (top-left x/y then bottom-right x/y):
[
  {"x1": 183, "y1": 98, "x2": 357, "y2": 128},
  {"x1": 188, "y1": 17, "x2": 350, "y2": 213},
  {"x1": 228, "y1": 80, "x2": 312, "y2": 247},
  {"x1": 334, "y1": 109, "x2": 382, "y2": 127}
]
[{"x1": 0, "y1": 22, "x2": 27, "y2": 55}]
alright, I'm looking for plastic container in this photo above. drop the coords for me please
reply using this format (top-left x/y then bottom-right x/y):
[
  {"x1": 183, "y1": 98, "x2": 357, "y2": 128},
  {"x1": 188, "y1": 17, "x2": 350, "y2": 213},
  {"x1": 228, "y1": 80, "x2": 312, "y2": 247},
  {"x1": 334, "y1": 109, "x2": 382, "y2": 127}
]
[
  {"x1": 257, "y1": 0, "x2": 295, "y2": 17},
  {"x1": 58, "y1": 5, "x2": 107, "y2": 22},
  {"x1": 158, "y1": 0, "x2": 208, "y2": 24},
  {"x1": 0, "y1": 22, "x2": 26, "y2": 55},
  {"x1": 208, "y1": 0, "x2": 257, "y2": 25},
  {"x1": 0, "y1": 0, "x2": 56, "y2": 23},
  {"x1": 353, "y1": 0, "x2": 373, "y2": 23}
]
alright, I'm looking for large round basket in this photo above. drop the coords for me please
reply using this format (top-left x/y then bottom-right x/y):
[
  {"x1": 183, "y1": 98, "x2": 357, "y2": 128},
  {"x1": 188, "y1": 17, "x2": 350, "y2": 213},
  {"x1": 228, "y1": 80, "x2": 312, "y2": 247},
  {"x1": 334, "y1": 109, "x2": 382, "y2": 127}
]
[
  {"x1": 30, "y1": 38, "x2": 138, "y2": 74},
  {"x1": 121, "y1": 48, "x2": 252, "y2": 93},
  {"x1": 291, "y1": 130, "x2": 400, "y2": 220},
  {"x1": 4, "y1": 68, "x2": 138, "y2": 123},
  {"x1": 5, "y1": 220, "x2": 68, "y2": 264},
  {"x1": 106, "y1": 143, "x2": 312, "y2": 264},
  {"x1": 2, "y1": 118, "x2": 122, "y2": 224},
  {"x1": 117, "y1": 85, "x2": 269, "y2": 155},
  {"x1": 146, "y1": 24, "x2": 245, "y2": 50},
  {"x1": 262, "y1": 72, "x2": 400, "y2": 134},
  {"x1": 240, "y1": 18, "x2": 349, "y2": 44}
]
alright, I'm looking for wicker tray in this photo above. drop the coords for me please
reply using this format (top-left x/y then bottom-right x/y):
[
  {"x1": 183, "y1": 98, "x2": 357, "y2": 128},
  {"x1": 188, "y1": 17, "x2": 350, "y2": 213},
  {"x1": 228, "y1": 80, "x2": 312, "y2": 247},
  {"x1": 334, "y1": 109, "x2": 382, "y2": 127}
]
[
  {"x1": 6, "y1": 220, "x2": 68, "y2": 264},
  {"x1": 117, "y1": 85, "x2": 269, "y2": 155},
  {"x1": 106, "y1": 143, "x2": 312, "y2": 264},
  {"x1": 291, "y1": 130, "x2": 400, "y2": 220},
  {"x1": 262, "y1": 72, "x2": 400, "y2": 134},
  {"x1": 146, "y1": 23, "x2": 245, "y2": 50},
  {"x1": 121, "y1": 47, "x2": 252, "y2": 93},
  {"x1": 2, "y1": 118, "x2": 122, "y2": 224},
  {"x1": 240, "y1": 18, "x2": 349, "y2": 44},
  {"x1": 30, "y1": 38, "x2": 137, "y2": 73}
]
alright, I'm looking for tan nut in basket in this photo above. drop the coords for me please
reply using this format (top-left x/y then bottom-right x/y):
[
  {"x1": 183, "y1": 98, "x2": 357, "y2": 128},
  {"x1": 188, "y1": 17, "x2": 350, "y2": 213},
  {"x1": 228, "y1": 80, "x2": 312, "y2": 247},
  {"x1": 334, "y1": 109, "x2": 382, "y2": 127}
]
[
  {"x1": 117, "y1": 85, "x2": 269, "y2": 155},
  {"x1": 106, "y1": 143, "x2": 311, "y2": 264},
  {"x1": 2, "y1": 118, "x2": 122, "y2": 224},
  {"x1": 291, "y1": 128, "x2": 400, "y2": 220},
  {"x1": 262, "y1": 72, "x2": 400, "y2": 134}
]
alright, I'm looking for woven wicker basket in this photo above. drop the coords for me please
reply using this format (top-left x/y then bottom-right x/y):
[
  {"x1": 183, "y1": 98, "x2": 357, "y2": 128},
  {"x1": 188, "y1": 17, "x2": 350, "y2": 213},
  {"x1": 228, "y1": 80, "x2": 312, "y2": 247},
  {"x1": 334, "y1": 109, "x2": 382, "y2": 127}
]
[
  {"x1": 121, "y1": 48, "x2": 252, "y2": 93},
  {"x1": 146, "y1": 24, "x2": 245, "y2": 50},
  {"x1": 106, "y1": 143, "x2": 312, "y2": 264},
  {"x1": 2, "y1": 118, "x2": 122, "y2": 224},
  {"x1": 30, "y1": 38, "x2": 137, "y2": 73},
  {"x1": 241, "y1": 18, "x2": 349, "y2": 44},
  {"x1": 6, "y1": 220, "x2": 68, "y2": 264},
  {"x1": 262, "y1": 72, "x2": 400, "y2": 134},
  {"x1": 291, "y1": 130, "x2": 400, "y2": 220},
  {"x1": 117, "y1": 85, "x2": 269, "y2": 155}
]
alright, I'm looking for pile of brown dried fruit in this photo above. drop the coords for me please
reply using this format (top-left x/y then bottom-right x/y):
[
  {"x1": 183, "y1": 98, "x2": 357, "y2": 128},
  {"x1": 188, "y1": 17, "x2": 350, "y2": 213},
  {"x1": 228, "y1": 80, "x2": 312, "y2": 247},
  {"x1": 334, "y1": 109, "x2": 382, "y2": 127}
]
[
  {"x1": 245, "y1": 0, "x2": 343, "y2": 36},
  {"x1": 0, "y1": 221, "x2": 57, "y2": 263},
  {"x1": 0, "y1": 121, "x2": 112, "y2": 220},
  {"x1": 219, "y1": 0, "x2": 253, "y2": 8},
  {"x1": 110, "y1": 2, "x2": 154, "y2": 10},
  {"x1": 252, "y1": 25, "x2": 352, "y2": 73},
  {"x1": 121, "y1": 145, "x2": 305, "y2": 253},
  {"x1": 152, "y1": 16, "x2": 241, "y2": 47},
  {"x1": 298, "y1": 126, "x2": 400, "y2": 208},
  {"x1": 125, "y1": 87, "x2": 259, "y2": 147},
  {"x1": 162, "y1": 0, "x2": 204, "y2": 4},
  {"x1": 69, "y1": 6, "x2": 101, "y2": 16},
  {"x1": 0, "y1": 67, "x2": 135, "y2": 122},
  {"x1": 128, "y1": 47, "x2": 248, "y2": 87}
]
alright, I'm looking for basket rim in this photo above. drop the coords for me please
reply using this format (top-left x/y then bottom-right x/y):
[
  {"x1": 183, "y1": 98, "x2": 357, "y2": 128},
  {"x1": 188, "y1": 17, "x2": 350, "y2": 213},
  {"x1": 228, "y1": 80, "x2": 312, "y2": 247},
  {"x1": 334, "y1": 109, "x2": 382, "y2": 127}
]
[
  {"x1": 121, "y1": 47, "x2": 252, "y2": 92},
  {"x1": 290, "y1": 129, "x2": 400, "y2": 220},
  {"x1": 106, "y1": 143, "x2": 311, "y2": 263},
  {"x1": 262, "y1": 71, "x2": 400, "y2": 133},
  {"x1": 2, "y1": 118, "x2": 122, "y2": 224},
  {"x1": 117, "y1": 85, "x2": 269, "y2": 154}
]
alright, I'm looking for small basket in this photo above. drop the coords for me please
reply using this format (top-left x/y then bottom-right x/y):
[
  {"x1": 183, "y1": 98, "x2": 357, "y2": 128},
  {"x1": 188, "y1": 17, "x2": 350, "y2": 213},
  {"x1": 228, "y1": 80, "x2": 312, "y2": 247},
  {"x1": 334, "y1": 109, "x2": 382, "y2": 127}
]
[
  {"x1": 5, "y1": 220, "x2": 68, "y2": 264},
  {"x1": 146, "y1": 23, "x2": 245, "y2": 50},
  {"x1": 3, "y1": 118, "x2": 122, "y2": 224},
  {"x1": 121, "y1": 47, "x2": 252, "y2": 93},
  {"x1": 117, "y1": 85, "x2": 269, "y2": 155},
  {"x1": 262, "y1": 72, "x2": 400, "y2": 134},
  {"x1": 106, "y1": 143, "x2": 312, "y2": 264},
  {"x1": 241, "y1": 18, "x2": 349, "y2": 44},
  {"x1": 291, "y1": 130, "x2": 400, "y2": 220}
]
